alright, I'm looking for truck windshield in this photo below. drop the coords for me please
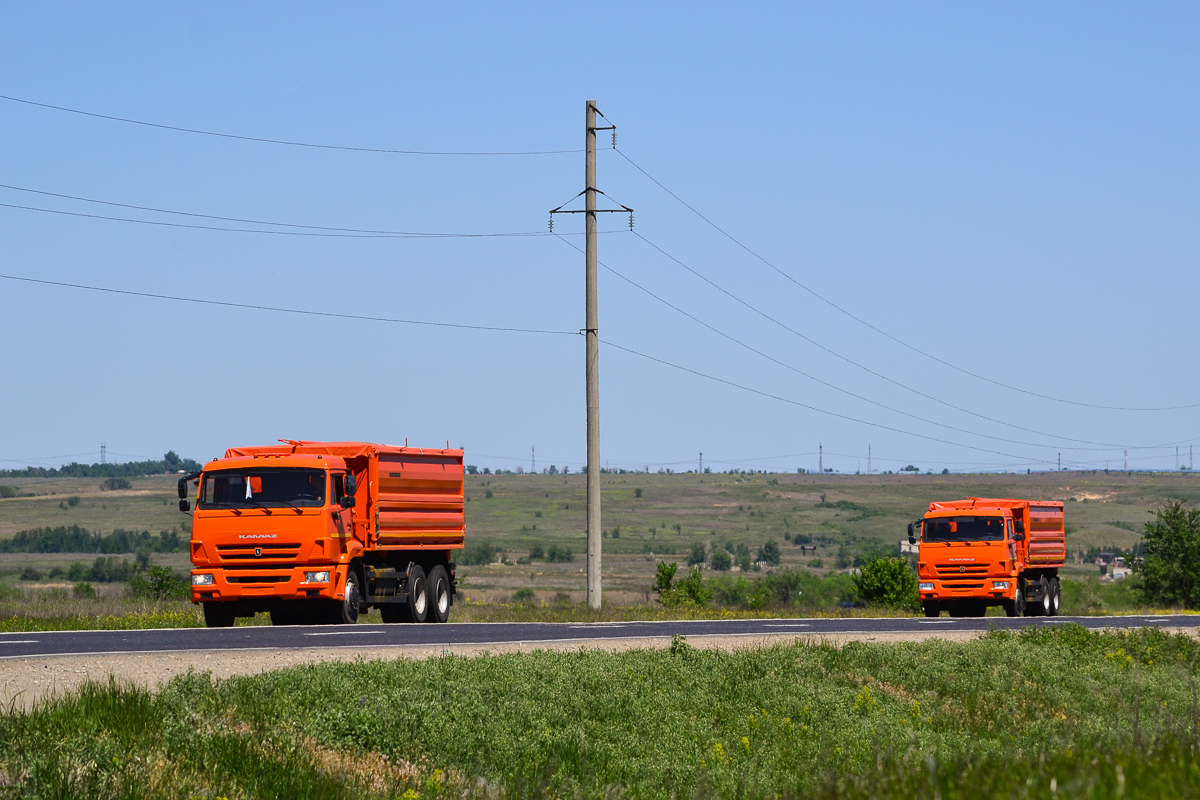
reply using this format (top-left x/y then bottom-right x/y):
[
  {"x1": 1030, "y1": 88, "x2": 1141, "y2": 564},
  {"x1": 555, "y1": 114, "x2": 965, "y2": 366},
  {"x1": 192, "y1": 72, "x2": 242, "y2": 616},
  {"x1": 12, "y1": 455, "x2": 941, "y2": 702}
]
[
  {"x1": 198, "y1": 468, "x2": 325, "y2": 509},
  {"x1": 924, "y1": 516, "x2": 1005, "y2": 542}
]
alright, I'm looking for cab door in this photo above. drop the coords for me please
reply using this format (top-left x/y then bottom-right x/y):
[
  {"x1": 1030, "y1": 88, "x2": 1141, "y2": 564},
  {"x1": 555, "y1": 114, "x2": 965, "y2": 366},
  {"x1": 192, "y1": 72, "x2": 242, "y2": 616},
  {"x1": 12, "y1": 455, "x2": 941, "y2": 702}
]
[{"x1": 329, "y1": 472, "x2": 352, "y2": 540}]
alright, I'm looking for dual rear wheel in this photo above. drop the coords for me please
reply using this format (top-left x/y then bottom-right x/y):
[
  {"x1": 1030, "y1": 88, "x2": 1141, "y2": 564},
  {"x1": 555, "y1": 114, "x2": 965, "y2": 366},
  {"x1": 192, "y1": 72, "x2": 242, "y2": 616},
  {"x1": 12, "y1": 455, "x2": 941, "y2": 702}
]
[{"x1": 379, "y1": 564, "x2": 450, "y2": 624}]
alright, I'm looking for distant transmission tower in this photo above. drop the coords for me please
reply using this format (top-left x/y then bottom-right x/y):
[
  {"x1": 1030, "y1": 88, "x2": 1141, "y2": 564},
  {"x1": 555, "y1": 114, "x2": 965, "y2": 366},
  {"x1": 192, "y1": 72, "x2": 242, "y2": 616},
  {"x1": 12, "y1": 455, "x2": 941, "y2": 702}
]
[
  {"x1": 819, "y1": 444, "x2": 823, "y2": 474},
  {"x1": 699, "y1": 452, "x2": 703, "y2": 473},
  {"x1": 868, "y1": 445, "x2": 872, "y2": 475},
  {"x1": 1058, "y1": 453, "x2": 1061, "y2": 471},
  {"x1": 1124, "y1": 449, "x2": 1128, "y2": 471},
  {"x1": 100, "y1": 443, "x2": 106, "y2": 465},
  {"x1": 532, "y1": 446, "x2": 536, "y2": 475}
]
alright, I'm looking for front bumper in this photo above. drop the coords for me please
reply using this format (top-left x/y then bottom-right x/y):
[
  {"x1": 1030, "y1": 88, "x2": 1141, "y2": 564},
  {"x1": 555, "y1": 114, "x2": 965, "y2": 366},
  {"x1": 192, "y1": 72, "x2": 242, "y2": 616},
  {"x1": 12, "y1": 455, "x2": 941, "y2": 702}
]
[
  {"x1": 190, "y1": 565, "x2": 345, "y2": 603},
  {"x1": 919, "y1": 577, "x2": 1014, "y2": 603}
]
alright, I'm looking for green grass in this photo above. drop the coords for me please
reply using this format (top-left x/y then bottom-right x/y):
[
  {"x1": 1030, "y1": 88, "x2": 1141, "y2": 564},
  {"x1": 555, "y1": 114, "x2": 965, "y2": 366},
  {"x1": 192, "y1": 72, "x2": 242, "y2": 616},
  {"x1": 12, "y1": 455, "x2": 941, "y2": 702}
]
[{"x1": 2, "y1": 625, "x2": 1200, "y2": 798}]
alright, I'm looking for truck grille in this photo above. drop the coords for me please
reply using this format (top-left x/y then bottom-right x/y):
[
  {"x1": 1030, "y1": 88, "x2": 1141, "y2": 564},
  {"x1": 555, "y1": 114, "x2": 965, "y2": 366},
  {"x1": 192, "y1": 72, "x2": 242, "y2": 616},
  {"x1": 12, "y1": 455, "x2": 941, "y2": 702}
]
[
  {"x1": 934, "y1": 564, "x2": 989, "y2": 577},
  {"x1": 226, "y1": 575, "x2": 290, "y2": 583},
  {"x1": 216, "y1": 543, "x2": 302, "y2": 562}
]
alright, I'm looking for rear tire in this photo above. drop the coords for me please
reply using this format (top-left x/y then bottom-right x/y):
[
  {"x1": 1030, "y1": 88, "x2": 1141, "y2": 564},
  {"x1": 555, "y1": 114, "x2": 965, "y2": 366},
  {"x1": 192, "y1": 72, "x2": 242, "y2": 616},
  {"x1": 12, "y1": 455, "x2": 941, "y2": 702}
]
[
  {"x1": 1048, "y1": 577, "x2": 1061, "y2": 616},
  {"x1": 426, "y1": 565, "x2": 451, "y2": 623},
  {"x1": 404, "y1": 565, "x2": 428, "y2": 623},
  {"x1": 203, "y1": 602, "x2": 235, "y2": 628}
]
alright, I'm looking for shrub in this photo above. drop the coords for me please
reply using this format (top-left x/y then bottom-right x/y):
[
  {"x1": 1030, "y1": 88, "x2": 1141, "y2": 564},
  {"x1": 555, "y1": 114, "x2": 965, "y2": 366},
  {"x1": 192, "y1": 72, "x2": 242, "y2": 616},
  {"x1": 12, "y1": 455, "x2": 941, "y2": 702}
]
[
  {"x1": 511, "y1": 588, "x2": 535, "y2": 604},
  {"x1": 634, "y1": 488, "x2": 643, "y2": 498},
  {"x1": 459, "y1": 543, "x2": 501, "y2": 566},
  {"x1": 0, "y1": 485, "x2": 22, "y2": 498},
  {"x1": 66, "y1": 496, "x2": 80, "y2": 507},
  {"x1": 1133, "y1": 499, "x2": 1200, "y2": 608},
  {"x1": 528, "y1": 545, "x2": 545, "y2": 560},
  {"x1": 808, "y1": 558, "x2": 824, "y2": 568},
  {"x1": 19, "y1": 567, "x2": 42, "y2": 581},
  {"x1": 100, "y1": 477, "x2": 131, "y2": 491},
  {"x1": 757, "y1": 539, "x2": 781, "y2": 566},
  {"x1": 853, "y1": 556, "x2": 918, "y2": 610},
  {"x1": 485, "y1": 490, "x2": 493, "y2": 499},
  {"x1": 72, "y1": 582, "x2": 97, "y2": 599},
  {"x1": 710, "y1": 549, "x2": 732, "y2": 571},
  {"x1": 687, "y1": 543, "x2": 706, "y2": 567},
  {"x1": 545, "y1": 545, "x2": 573, "y2": 563},
  {"x1": 128, "y1": 566, "x2": 189, "y2": 600}
]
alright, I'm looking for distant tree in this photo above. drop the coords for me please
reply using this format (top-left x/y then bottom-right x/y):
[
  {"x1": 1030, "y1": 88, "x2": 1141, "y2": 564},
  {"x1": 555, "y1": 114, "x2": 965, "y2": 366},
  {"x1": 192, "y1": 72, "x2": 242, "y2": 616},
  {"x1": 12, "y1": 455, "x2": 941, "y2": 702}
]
[
  {"x1": 735, "y1": 543, "x2": 752, "y2": 571},
  {"x1": 100, "y1": 477, "x2": 131, "y2": 491},
  {"x1": 710, "y1": 549, "x2": 733, "y2": 571},
  {"x1": 67, "y1": 496, "x2": 80, "y2": 507},
  {"x1": 528, "y1": 544, "x2": 545, "y2": 560},
  {"x1": 547, "y1": 465, "x2": 558, "y2": 475},
  {"x1": 901, "y1": 465, "x2": 920, "y2": 473},
  {"x1": 465, "y1": 465, "x2": 479, "y2": 475},
  {"x1": 634, "y1": 487, "x2": 643, "y2": 499},
  {"x1": 511, "y1": 588, "x2": 535, "y2": 604},
  {"x1": 1133, "y1": 500, "x2": 1200, "y2": 609},
  {"x1": 757, "y1": 540, "x2": 781, "y2": 566},
  {"x1": 19, "y1": 567, "x2": 42, "y2": 581},
  {"x1": 687, "y1": 542, "x2": 707, "y2": 567}
]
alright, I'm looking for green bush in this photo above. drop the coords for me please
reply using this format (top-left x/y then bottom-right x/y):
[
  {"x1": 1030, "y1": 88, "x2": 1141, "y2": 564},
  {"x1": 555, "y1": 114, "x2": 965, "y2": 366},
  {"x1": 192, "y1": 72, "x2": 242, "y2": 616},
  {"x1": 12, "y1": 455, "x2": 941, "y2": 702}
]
[
  {"x1": 853, "y1": 556, "x2": 918, "y2": 610},
  {"x1": 128, "y1": 566, "x2": 189, "y2": 600},
  {"x1": 72, "y1": 582, "x2": 97, "y2": 599},
  {"x1": 545, "y1": 545, "x2": 573, "y2": 563},
  {"x1": 527, "y1": 544, "x2": 544, "y2": 560},
  {"x1": 459, "y1": 542, "x2": 500, "y2": 566},
  {"x1": 66, "y1": 496, "x2": 80, "y2": 507},
  {"x1": 757, "y1": 539, "x2": 781, "y2": 566},
  {"x1": 1133, "y1": 499, "x2": 1200, "y2": 608},
  {"x1": 687, "y1": 542, "x2": 707, "y2": 566},
  {"x1": 511, "y1": 588, "x2": 535, "y2": 604},
  {"x1": 100, "y1": 477, "x2": 132, "y2": 491},
  {"x1": 19, "y1": 567, "x2": 42, "y2": 582},
  {"x1": 710, "y1": 549, "x2": 733, "y2": 571}
]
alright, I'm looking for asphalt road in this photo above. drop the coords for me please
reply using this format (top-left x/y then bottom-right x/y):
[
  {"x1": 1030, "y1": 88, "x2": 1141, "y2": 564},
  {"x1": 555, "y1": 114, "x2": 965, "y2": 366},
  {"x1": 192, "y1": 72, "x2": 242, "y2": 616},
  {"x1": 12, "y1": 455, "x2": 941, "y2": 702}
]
[{"x1": 0, "y1": 614, "x2": 1195, "y2": 660}]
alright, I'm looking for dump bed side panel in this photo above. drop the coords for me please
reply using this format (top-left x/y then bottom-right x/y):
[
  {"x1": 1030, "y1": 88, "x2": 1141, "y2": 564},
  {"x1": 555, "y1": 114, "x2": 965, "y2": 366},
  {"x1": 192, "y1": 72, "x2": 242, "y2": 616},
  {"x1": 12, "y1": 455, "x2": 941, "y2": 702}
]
[
  {"x1": 373, "y1": 449, "x2": 464, "y2": 550},
  {"x1": 1025, "y1": 504, "x2": 1065, "y2": 568}
]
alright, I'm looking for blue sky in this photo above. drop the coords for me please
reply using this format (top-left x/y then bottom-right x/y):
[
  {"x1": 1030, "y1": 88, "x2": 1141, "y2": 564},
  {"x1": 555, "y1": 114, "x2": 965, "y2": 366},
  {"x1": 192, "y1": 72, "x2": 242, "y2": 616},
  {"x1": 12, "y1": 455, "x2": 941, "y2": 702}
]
[{"x1": 1, "y1": 2, "x2": 1197, "y2": 474}]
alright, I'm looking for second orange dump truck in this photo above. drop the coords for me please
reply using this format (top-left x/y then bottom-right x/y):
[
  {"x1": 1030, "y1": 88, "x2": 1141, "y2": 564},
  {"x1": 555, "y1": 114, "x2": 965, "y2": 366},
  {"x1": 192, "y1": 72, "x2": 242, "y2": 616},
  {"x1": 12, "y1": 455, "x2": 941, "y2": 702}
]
[
  {"x1": 910, "y1": 497, "x2": 1065, "y2": 618},
  {"x1": 180, "y1": 440, "x2": 464, "y2": 627}
]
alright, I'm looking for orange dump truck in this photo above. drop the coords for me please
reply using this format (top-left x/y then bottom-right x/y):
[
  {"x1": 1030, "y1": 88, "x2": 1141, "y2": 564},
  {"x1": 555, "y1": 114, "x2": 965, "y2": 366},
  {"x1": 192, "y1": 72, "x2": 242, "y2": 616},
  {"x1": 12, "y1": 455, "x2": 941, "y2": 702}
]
[
  {"x1": 180, "y1": 440, "x2": 464, "y2": 628},
  {"x1": 909, "y1": 497, "x2": 1065, "y2": 618}
]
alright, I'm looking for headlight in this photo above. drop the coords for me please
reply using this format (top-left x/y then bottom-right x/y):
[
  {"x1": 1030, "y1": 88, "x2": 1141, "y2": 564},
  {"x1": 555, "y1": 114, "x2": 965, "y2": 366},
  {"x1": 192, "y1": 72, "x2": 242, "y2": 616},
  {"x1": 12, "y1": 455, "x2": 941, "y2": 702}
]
[
  {"x1": 192, "y1": 573, "x2": 214, "y2": 586},
  {"x1": 304, "y1": 571, "x2": 331, "y2": 583},
  {"x1": 992, "y1": 581, "x2": 1010, "y2": 590},
  {"x1": 919, "y1": 582, "x2": 934, "y2": 591}
]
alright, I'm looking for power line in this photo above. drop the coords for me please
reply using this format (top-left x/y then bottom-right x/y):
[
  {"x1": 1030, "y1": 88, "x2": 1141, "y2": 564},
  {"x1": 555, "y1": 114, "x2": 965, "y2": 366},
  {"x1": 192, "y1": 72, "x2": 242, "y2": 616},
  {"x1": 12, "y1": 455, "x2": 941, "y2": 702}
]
[
  {"x1": 0, "y1": 93, "x2": 581, "y2": 156},
  {"x1": 600, "y1": 338, "x2": 1054, "y2": 466},
  {"x1": 617, "y1": 232, "x2": 1197, "y2": 453},
  {"x1": 0, "y1": 200, "x2": 561, "y2": 240},
  {"x1": 0, "y1": 274, "x2": 579, "y2": 336},
  {"x1": 613, "y1": 147, "x2": 1200, "y2": 412},
  {"x1": 0, "y1": 182, "x2": 559, "y2": 238}
]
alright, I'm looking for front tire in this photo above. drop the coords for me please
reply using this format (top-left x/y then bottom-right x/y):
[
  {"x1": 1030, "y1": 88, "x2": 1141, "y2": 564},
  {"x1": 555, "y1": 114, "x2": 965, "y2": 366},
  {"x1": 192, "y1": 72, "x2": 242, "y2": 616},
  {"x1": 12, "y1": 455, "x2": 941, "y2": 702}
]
[
  {"x1": 336, "y1": 569, "x2": 362, "y2": 625},
  {"x1": 1004, "y1": 589, "x2": 1026, "y2": 618},
  {"x1": 426, "y1": 565, "x2": 451, "y2": 623},
  {"x1": 404, "y1": 565, "x2": 428, "y2": 623},
  {"x1": 922, "y1": 602, "x2": 941, "y2": 618},
  {"x1": 203, "y1": 602, "x2": 235, "y2": 628}
]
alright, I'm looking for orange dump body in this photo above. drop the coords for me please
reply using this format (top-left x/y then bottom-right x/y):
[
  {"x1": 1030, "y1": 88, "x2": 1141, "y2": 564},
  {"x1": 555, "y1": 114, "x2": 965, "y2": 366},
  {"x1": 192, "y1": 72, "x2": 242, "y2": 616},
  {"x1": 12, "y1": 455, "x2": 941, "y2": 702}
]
[
  {"x1": 916, "y1": 497, "x2": 1064, "y2": 616},
  {"x1": 189, "y1": 441, "x2": 464, "y2": 613}
]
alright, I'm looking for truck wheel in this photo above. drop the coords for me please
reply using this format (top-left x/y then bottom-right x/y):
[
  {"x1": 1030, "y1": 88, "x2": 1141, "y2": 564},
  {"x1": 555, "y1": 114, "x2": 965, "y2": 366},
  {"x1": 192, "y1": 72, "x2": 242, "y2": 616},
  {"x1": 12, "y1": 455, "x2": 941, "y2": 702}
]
[
  {"x1": 336, "y1": 570, "x2": 362, "y2": 625},
  {"x1": 1048, "y1": 577, "x2": 1061, "y2": 616},
  {"x1": 922, "y1": 603, "x2": 941, "y2": 618},
  {"x1": 404, "y1": 565, "x2": 428, "y2": 623},
  {"x1": 426, "y1": 565, "x2": 451, "y2": 623},
  {"x1": 1004, "y1": 591, "x2": 1025, "y2": 618},
  {"x1": 1036, "y1": 577, "x2": 1052, "y2": 616},
  {"x1": 203, "y1": 602, "x2": 236, "y2": 628}
]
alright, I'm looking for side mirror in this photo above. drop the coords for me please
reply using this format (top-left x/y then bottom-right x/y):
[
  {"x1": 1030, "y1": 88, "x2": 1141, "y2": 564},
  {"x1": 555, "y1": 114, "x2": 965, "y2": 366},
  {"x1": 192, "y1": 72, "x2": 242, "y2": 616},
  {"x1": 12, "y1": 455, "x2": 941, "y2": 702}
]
[
  {"x1": 1012, "y1": 532, "x2": 1024, "y2": 542},
  {"x1": 1014, "y1": 519, "x2": 1025, "y2": 534},
  {"x1": 179, "y1": 499, "x2": 191, "y2": 512},
  {"x1": 340, "y1": 494, "x2": 356, "y2": 509},
  {"x1": 178, "y1": 477, "x2": 189, "y2": 499},
  {"x1": 345, "y1": 474, "x2": 357, "y2": 497},
  {"x1": 908, "y1": 535, "x2": 917, "y2": 545},
  {"x1": 907, "y1": 522, "x2": 914, "y2": 536}
]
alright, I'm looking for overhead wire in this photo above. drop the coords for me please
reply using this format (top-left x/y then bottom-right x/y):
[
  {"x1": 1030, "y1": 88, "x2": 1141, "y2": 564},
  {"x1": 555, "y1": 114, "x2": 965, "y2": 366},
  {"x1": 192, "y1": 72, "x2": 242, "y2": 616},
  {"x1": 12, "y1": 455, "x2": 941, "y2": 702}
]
[
  {"x1": 611, "y1": 146, "x2": 1200, "y2": 412},
  {"x1": 0, "y1": 274, "x2": 579, "y2": 336},
  {"x1": 625, "y1": 230, "x2": 1198, "y2": 452},
  {"x1": 0, "y1": 93, "x2": 581, "y2": 156}
]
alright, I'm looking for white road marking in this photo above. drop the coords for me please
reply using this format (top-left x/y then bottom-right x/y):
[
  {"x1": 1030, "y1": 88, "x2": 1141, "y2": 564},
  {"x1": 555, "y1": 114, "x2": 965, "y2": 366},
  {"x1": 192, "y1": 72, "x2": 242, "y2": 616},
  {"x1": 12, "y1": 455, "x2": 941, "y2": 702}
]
[
  {"x1": 760, "y1": 623, "x2": 811, "y2": 628},
  {"x1": 568, "y1": 623, "x2": 627, "y2": 628},
  {"x1": 918, "y1": 620, "x2": 959, "y2": 624},
  {"x1": 0, "y1": 640, "x2": 39, "y2": 645},
  {"x1": 303, "y1": 630, "x2": 384, "y2": 637}
]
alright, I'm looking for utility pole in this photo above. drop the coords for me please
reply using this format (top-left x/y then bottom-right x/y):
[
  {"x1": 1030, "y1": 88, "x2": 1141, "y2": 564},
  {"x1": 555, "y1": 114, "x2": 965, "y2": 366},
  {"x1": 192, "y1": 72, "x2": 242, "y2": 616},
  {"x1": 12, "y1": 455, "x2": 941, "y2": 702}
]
[
  {"x1": 699, "y1": 452, "x2": 703, "y2": 473},
  {"x1": 1058, "y1": 453, "x2": 1061, "y2": 471},
  {"x1": 100, "y1": 443, "x2": 106, "y2": 465},
  {"x1": 532, "y1": 445, "x2": 536, "y2": 475},
  {"x1": 548, "y1": 101, "x2": 628, "y2": 610},
  {"x1": 819, "y1": 444, "x2": 823, "y2": 474},
  {"x1": 1177, "y1": 445, "x2": 1180, "y2": 471},
  {"x1": 1124, "y1": 449, "x2": 1128, "y2": 472},
  {"x1": 867, "y1": 445, "x2": 871, "y2": 475}
]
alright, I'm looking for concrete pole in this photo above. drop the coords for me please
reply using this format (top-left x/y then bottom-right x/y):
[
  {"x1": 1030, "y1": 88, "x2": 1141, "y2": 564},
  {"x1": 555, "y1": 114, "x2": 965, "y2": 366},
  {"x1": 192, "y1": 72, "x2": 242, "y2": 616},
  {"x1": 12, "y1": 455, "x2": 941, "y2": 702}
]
[{"x1": 585, "y1": 100, "x2": 602, "y2": 609}]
